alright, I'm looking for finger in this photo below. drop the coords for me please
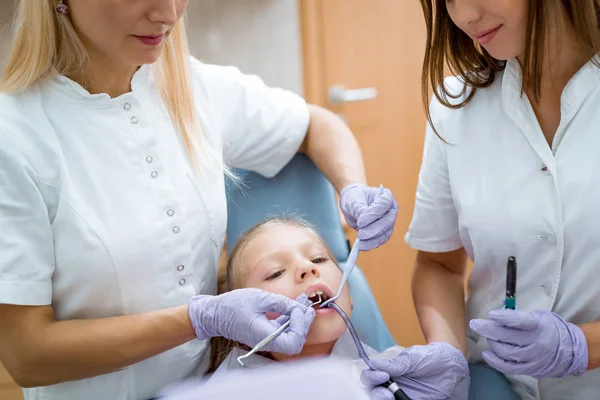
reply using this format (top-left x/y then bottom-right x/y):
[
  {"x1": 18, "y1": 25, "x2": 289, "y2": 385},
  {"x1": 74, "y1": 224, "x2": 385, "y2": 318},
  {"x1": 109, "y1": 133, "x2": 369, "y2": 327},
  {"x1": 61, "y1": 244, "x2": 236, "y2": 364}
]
[
  {"x1": 295, "y1": 293, "x2": 310, "y2": 306},
  {"x1": 342, "y1": 209, "x2": 359, "y2": 230},
  {"x1": 481, "y1": 350, "x2": 539, "y2": 376},
  {"x1": 255, "y1": 291, "x2": 308, "y2": 315},
  {"x1": 488, "y1": 309, "x2": 539, "y2": 330},
  {"x1": 269, "y1": 314, "x2": 290, "y2": 329},
  {"x1": 358, "y1": 229, "x2": 393, "y2": 251},
  {"x1": 371, "y1": 387, "x2": 395, "y2": 400},
  {"x1": 369, "y1": 355, "x2": 411, "y2": 377},
  {"x1": 469, "y1": 319, "x2": 529, "y2": 345},
  {"x1": 356, "y1": 191, "x2": 397, "y2": 228},
  {"x1": 487, "y1": 339, "x2": 536, "y2": 363},
  {"x1": 357, "y1": 213, "x2": 397, "y2": 241},
  {"x1": 268, "y1": 307, "x2": 315, "y2": 354},
  {"x1": 361, "y1": 369, "x2": 391, "y2": 387},
  {"x1": 341, "y1": 186, "x2": 369, "y2": 222}
]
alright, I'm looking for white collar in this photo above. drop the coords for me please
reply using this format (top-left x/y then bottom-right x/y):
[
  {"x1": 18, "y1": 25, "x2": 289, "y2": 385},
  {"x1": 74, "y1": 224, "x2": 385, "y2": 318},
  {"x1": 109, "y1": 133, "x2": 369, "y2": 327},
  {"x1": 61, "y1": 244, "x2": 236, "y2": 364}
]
[
  {"x1": 46, "y1": 64, "x2": 152, "y2": 108},
  {"x1": 502, "y1": 56, "x2": 600, "y2": 116}
]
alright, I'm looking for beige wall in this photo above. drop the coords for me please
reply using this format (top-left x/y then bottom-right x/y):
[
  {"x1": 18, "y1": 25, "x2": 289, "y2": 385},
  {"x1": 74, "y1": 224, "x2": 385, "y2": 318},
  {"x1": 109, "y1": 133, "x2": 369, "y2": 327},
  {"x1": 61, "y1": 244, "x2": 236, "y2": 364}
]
[
  {"x1": 0, "y1": 0, "x2": 304, "y2": 94},
  {"x1": 187, "y1": 0, "x2": 304, "y2": 94}
]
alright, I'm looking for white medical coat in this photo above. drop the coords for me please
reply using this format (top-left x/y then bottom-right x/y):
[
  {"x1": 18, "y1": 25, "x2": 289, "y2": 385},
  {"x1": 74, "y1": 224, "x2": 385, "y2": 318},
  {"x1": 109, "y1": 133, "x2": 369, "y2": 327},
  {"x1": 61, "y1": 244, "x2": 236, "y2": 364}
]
[
  {"x1": 0, "y1": 58, "x2": 309, "y2": 400},
  {"x1": 406, "y1": 58, "x2": 600, "y2": 399}
]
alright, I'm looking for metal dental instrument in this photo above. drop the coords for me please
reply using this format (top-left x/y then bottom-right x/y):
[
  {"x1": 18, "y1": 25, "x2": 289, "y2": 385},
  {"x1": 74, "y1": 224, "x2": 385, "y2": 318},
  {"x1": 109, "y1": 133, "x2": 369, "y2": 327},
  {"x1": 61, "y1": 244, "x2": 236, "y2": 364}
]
[
  {"x1": 321, "y1": 185, "x2": 386, "y2": 309},
  {"x1": 503, "y1": 256, "x2": 517, "y2": 310},
  {"x1": 237, "y1": 294, "x2": 323, "y2": 367},
  {"x1": 327, "y1": 302, "x2": 412, "y2": 400},
  {"x1": 320, "y1": 237, "x2": 361, "y2": 308}
]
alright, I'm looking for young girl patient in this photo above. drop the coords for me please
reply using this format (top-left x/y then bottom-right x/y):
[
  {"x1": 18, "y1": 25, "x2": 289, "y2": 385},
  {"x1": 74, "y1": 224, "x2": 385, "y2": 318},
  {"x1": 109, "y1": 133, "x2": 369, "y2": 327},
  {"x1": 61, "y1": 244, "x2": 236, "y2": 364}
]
[{"x1": 208, "y1": 216, "x2": 402, "y2": 378}]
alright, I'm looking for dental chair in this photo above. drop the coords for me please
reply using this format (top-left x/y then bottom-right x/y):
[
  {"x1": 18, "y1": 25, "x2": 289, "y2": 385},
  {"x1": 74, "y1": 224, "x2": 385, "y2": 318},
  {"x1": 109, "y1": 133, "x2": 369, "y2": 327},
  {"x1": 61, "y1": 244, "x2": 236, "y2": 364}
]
[
  {"x1": 224, "y1": 154, "x2": 518, "y2": 400},
  {"x1": 225, "y1": 153, "x2": 396, "y2": 352}
]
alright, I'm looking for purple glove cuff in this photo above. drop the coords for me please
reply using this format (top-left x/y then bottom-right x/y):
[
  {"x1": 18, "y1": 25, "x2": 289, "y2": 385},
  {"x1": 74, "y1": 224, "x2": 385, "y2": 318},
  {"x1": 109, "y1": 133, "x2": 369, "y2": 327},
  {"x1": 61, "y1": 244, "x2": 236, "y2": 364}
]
[
  {"x1": 562, "y1": 318, "x2": 589, "y2": 377},
  {"x1": 340, "y1": 183, "x2": 362, "y2": 198},
  {"x1": 188, "y1": 295, "x2": 217, "y2": 339}
]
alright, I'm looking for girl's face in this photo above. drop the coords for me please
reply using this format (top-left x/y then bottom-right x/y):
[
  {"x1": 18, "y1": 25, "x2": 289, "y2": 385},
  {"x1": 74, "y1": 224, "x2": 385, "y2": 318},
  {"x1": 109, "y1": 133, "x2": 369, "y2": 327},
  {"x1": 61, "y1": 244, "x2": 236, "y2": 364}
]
[
  {"x1": 67, "y1": 0, "x2": 188, "y2": 66},
  {"x1": 445, "y1": 0, "x2": 528, "y2": 60},
  {"x1": 240, "y1": 224, "x2": 352, "y2": 346}
]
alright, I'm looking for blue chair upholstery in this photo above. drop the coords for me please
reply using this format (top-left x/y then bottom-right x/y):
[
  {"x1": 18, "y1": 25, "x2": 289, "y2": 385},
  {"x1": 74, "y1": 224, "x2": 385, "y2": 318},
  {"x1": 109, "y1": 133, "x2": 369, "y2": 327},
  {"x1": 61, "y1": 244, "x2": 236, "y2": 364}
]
[
  {"x1": 468, "y1": 364, "x2": 519, "y2": 400},
  {"x1": 225, "y1": 154, "x2": 396, "y2": 351}
]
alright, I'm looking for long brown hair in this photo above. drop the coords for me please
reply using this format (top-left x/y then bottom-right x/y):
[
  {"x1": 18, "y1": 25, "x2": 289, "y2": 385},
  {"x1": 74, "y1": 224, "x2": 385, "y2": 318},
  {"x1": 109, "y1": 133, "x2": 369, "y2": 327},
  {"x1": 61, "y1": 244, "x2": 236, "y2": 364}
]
[
  {"x1": 207, "y1": 216, "x2": 339, "y2": 374},
  {"x1": 419, "y1": 0, "x2": 600, "y2": 136}
]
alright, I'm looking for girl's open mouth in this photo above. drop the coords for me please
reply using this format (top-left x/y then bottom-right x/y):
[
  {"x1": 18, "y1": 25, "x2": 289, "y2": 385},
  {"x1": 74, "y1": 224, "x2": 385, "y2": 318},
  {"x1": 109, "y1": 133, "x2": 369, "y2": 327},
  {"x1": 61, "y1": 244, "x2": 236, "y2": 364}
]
[{"x1": 307, "y1": 290, "x2": 330, "y2": 308}]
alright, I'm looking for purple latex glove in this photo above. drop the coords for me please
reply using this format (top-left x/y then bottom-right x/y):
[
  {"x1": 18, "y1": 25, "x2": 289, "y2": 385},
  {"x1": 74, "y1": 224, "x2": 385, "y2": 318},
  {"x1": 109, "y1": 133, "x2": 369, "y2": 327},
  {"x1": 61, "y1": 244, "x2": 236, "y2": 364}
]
[
  {"x1": 469, "y1": 309, "x2": 589, "y2": 378},
  {"x1": 339, "y1": 183, "x2": 398, "y2": 251},
  {"x1": 189, "y1": 289, "x2": 316, "y2": 354},
  {"x1": 361, "y1": 342, "x2": 469, "y2": 400}
]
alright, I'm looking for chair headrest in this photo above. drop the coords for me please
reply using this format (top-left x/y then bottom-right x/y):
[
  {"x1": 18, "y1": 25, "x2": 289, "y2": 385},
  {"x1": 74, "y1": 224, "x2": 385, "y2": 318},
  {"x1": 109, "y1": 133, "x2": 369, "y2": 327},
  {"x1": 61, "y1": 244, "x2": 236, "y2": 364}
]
[{"x1": 225, "y1": 154, "x2": 350, "y2": 263}]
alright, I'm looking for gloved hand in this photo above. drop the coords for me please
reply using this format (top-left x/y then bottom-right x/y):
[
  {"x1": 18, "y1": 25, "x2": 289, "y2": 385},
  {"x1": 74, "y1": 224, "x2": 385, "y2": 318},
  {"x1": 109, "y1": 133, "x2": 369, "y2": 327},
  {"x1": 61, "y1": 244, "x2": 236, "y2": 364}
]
[
  {"x1": 361, "y1": 342, "x2": 469, "y2": 400},
  {"x1": 469, "y1": 309, "x2": 588, "y2": 378},
  {"x1": 189, "y1": 290, "x2": 316, "y2": 354},
  {"x1": 339, "y1": 183, "x2": 398, "y2": 251}
]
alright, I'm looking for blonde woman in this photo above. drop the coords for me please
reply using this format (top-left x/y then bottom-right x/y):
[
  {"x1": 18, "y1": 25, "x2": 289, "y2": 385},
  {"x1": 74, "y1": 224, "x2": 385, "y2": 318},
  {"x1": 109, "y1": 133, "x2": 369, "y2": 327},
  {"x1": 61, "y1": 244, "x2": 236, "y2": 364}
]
[{"x1": 0, "y1": 1, "x2": 399, "y2": 399}]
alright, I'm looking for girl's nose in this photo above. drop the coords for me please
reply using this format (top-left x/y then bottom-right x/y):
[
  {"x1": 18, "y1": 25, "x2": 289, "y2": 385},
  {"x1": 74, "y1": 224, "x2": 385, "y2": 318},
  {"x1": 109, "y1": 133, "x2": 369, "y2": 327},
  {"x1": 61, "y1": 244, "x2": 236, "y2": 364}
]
[{"x1": 296, "y1": 262, "x2": 320, "y2": 281}]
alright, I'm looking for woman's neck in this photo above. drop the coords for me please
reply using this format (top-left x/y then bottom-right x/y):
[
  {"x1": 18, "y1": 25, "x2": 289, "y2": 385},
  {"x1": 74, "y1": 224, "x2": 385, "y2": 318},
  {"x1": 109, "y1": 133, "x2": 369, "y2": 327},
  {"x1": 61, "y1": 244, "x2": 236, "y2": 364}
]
[
  {"x1": 71, "y1": 49, "x2": 139, "y2": 98},
  {"x1": 529, "y1": 6, "x2": 590, "y2": 99},
  {"x1": 270, "y1": 341, "x2": 337, "y2": 362},
  {"x1": 523, "y1": 6, "x2": 592, "y2": 145}
]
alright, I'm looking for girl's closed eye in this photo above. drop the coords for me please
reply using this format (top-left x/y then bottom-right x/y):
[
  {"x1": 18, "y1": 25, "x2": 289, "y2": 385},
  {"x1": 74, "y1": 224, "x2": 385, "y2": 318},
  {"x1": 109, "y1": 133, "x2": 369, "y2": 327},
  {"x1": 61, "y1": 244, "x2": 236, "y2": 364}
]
[{"x1": 266, "y1": 270, "x2": 284, "y2": 281}]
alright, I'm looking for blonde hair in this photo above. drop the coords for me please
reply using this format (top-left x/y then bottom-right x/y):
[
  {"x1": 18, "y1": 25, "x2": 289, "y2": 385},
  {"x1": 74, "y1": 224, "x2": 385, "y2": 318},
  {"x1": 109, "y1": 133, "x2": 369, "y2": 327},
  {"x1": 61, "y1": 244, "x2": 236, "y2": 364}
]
[
  {"x1": 0, "y1": 0, "x2": 228, "y2": 174},
  {"x1": 208, "y1": 216, "x2": 339, "y2": 374}
]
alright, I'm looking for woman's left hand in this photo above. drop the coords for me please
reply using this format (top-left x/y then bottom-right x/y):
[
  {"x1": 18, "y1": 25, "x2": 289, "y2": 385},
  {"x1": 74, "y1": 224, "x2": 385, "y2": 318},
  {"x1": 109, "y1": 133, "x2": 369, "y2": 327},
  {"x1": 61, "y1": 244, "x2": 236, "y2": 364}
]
[
  {"x1": 339, "y1": 184, "x2": 398, "y2": 251},
  {"x1": 361, "y1": 342, "x2": 469, "y2": 400},
  {"x1": 470, "y1": 309, "x2": 589, "y2": 378}
]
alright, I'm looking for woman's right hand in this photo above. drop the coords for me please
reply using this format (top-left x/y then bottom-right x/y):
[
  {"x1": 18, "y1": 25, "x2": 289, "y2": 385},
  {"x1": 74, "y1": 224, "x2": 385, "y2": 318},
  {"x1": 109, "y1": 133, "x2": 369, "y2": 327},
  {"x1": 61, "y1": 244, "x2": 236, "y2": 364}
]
[
  {"x1": 188, "y1": 289, "x2": 316, "y2": 354},
  {"x1": 361, "y1": 342, "x2": 469, "y2": 400}
]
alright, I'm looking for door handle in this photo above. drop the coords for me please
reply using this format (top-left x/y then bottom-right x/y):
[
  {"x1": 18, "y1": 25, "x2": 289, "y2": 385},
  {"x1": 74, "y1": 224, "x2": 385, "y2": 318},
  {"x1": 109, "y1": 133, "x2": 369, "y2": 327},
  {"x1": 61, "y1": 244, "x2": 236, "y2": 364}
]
[{"x1": 328, "y1": 85, "x2": 378, "y2": 106}]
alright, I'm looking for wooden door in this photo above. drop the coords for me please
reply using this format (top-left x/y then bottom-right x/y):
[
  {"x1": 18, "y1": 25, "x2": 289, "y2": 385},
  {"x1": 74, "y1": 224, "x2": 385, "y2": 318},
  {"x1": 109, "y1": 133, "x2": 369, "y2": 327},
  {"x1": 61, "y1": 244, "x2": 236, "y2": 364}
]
[{"x1": 300, "y1": 0, "x2": 428, "y2": 346}]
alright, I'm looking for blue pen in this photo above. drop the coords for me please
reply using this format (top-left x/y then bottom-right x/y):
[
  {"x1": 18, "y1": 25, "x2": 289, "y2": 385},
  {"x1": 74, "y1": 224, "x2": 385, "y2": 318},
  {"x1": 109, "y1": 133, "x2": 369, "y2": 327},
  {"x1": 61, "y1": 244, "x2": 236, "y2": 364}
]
[{"x1": 503, "y1": 256, "x2": 517, "y2": 310}]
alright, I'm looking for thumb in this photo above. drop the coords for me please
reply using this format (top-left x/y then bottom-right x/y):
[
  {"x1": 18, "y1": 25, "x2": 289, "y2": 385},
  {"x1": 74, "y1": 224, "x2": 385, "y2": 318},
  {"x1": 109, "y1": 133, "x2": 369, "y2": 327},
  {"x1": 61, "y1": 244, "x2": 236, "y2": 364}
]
[
  {"x1": 369, "y1": 354, "x2": 411, "y2": 378},
  {"x1": 488, "y1": 309, "x2": 539, "y2": 330},
  {"x1": 269, "y1": 307, "x2": 315, "y2": 354},
  {"x1": 360, "y1": 369, "x2": 391, "y2": 388}
]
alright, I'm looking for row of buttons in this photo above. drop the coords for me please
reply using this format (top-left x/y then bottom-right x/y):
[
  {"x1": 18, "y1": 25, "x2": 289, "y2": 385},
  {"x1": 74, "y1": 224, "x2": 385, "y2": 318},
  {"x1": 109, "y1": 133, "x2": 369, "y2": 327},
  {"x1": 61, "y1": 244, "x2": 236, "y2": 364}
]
[
  {"x1": 539, "y1": 162, "x2": 556, "y2": 298},
  {"x1": 125, "y1": 101, "x2": 188, "y2": 287}
]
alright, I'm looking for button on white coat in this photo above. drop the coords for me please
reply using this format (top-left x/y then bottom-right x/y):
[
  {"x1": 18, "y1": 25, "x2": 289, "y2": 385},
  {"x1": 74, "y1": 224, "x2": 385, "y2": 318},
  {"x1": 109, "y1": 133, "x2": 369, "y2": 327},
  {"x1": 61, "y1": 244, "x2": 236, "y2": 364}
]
[{"x1": 0, "y1": 57, "x2": 310, "y2": 400}]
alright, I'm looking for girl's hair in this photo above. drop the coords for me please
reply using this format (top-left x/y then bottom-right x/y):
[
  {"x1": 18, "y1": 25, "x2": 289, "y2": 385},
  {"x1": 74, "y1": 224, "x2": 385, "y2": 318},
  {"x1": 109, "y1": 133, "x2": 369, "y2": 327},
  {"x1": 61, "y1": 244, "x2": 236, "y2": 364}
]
[
  {"x1": 0, "y1": 1, "x2": 228, "y2": 175},
  {"x1": 420, "y1": 0, "x2": 600, "y2": 137},
  {"x1": 207, "y1": 216, "x2": 338, "y2": 374}
]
